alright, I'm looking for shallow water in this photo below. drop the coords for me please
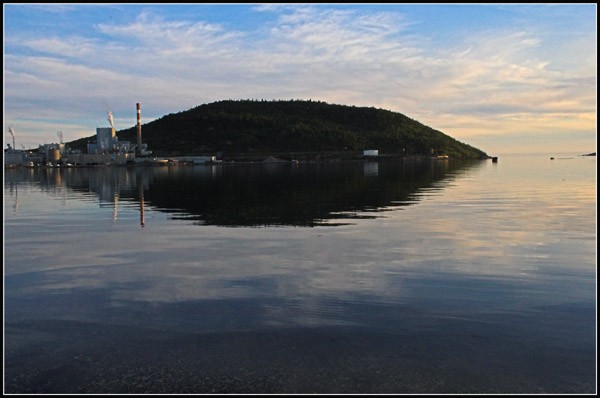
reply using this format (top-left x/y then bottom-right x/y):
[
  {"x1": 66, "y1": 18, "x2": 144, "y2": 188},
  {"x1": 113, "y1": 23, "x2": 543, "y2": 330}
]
[{"x1": 4, "y1": 155, "x2": 596, "y2": 393}]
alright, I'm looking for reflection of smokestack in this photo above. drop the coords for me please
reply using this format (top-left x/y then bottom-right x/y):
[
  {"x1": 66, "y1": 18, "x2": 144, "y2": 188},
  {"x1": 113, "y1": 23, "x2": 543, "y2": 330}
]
[
  {"x1": 139, "y1": 181, "x2": 145, "y2": 228},
  {"x1": 113, "y1": 192, "x2": 118, "y2": 224},
  {"x1": 136, "y1": 103, "x2": 142, "y2": 153}
]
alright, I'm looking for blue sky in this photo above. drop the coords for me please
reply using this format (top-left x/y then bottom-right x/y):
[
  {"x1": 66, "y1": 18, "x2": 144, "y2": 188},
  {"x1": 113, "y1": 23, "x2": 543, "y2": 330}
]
[{"x1": 3, "y1": 3, "x2": 597, "y2": 155}]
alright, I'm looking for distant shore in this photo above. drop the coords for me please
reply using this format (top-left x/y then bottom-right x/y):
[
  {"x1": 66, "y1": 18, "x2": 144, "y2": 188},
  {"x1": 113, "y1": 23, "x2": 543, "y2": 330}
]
[
  {"x1": 217, "y1": 152, "x2": 461, "y2": 163},
  {"x1": 5, "y1": 152, "x2": 491, "y2": 169}
]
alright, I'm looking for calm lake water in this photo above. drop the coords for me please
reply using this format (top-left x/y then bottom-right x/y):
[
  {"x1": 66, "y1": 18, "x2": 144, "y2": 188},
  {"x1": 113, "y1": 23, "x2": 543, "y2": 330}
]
[{"x1": 4, "y1": 154, "x2": 596, "y2": 393}]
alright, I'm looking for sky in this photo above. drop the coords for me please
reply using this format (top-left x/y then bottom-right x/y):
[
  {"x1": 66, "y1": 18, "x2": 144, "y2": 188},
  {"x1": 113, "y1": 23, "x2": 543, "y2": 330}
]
[{"x1": 3, "y1": 3, "x2": 597, "y2": 155}]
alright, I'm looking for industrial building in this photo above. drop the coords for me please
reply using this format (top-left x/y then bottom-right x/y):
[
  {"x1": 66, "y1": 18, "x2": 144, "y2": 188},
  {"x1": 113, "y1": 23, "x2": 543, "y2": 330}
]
[
  {"x1": 4, "y1": 126, "x2": 28, "y2": 167},
  {"x1": 5, "y1": 102, "x2": 152, "y2": 167},
  {"x1": 363, "y1": 149, "x2": 379, "y2": 156},
  {"x1": 4, "y1": 146, "x2": 26, "y2": 166},
  {"x1": 85, "y1": 126, "x2": 136, "y2": 159},
  {"x1": 86, "y1": 103, "x2": 150, "y2": 157}
]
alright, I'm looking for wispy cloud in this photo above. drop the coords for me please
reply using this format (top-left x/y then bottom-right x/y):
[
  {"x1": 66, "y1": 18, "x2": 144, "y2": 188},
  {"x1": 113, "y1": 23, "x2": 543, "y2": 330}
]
[
  {"x1": 19, "y1": 4, "x2": 77, "y2": 13},
  {"x1": 3, "y1": 4, "x2": 596, "y2": 153},
  {"x1": 21, "y1": 36, "x2": 99, "y2": 58},
  {"x1": 96, "y1": 10, "x2": 240, "y2": 47}
]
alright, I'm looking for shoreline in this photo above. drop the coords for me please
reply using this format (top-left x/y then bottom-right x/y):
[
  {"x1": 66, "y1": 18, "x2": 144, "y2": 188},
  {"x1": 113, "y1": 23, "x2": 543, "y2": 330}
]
[{"x1": 5, "y1": 153, "x2": 489, "y2": 169}]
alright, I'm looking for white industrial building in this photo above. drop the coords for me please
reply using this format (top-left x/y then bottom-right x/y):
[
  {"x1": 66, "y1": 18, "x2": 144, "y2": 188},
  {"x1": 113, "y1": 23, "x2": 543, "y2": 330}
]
[{"x1": 96, "y1": 127, "x2": 116, "y2": 152}]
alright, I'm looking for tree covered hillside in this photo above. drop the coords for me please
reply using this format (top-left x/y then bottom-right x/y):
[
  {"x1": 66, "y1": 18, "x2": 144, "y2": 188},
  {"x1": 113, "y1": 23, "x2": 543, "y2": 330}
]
[{"x1": 69, "y1": 100, "x2": 488, "y2": 158}]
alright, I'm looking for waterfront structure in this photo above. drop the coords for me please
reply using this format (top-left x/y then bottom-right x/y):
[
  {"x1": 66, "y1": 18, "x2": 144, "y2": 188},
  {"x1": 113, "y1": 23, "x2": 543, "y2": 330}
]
[
  {"x1": 4, "y1": 146, "x2": 26, "y2": 167},
  {"x1": 77, "y1": 103, "x2": 150, "y2": 164},
  {"x1": 96, "y1": 127, "x2": 116, "y2": 152},
  {"x1": 88, "y1": 127, "x2": 135, "y2": 155},
  {"x1": 2, "y1": 102, "x2": 226, "y2": 168}
]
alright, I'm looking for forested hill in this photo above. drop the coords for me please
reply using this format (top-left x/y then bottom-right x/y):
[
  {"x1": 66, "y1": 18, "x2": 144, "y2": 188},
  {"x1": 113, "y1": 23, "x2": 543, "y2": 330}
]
[{"x1": 70, "y1": 100, "x2": 489, "y2": 158}]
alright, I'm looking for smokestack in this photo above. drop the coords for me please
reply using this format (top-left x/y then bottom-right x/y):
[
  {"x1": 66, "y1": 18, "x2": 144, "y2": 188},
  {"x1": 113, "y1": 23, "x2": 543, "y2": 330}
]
[
  {"x1": 107, "y1": 111, "x2": 115, "y2": 139},
  {"x1": 136, "y1": 103, "x2": 142, "y2": 153},
  {"x1": 107, "y1": 111, "x2": 114, "y2": 129},
  {"x1": 8, "y1": 126, "x2": 16, "y2": 150}
]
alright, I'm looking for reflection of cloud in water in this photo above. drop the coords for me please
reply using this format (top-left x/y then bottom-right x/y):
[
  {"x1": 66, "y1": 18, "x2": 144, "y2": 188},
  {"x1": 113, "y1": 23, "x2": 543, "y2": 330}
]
[{"x1": 4, "y1": 157, "x2": 595, "y2": 330}]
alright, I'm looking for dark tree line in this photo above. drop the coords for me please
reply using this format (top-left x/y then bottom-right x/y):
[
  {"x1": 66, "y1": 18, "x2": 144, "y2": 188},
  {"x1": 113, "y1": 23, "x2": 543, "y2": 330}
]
[{"x1": 68, "y1": 99, "x2": 488, "y2": 159}]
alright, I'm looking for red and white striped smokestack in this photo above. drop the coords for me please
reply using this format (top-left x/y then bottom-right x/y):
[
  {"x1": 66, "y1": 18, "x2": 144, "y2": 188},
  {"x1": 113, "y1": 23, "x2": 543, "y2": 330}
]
[{"x1": 136, "y1": 102, "x2": 142, "y2": 152}]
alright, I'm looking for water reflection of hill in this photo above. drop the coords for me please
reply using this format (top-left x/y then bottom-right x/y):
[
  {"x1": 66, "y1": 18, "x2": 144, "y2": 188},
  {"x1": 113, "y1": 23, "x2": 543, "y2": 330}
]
[{"x1": 5, "y1": 159, "x2": 483, "y2": 227}]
